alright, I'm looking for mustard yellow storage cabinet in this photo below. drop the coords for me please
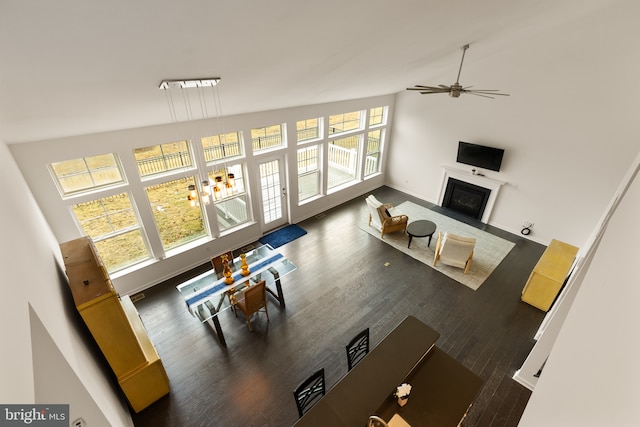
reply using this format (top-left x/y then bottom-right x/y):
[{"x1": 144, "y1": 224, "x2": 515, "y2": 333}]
[
  {"x1": 60, "y1": 237, "x2": 170, "y2": 412},
  {"x1": 521, "y1": 239, "x2": 579, "y2": 311}
]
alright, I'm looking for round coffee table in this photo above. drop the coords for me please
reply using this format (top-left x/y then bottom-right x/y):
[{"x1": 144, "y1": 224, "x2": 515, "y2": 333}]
[{"x1": 406, "y1": 220, "x2": 437, "y2": 248}]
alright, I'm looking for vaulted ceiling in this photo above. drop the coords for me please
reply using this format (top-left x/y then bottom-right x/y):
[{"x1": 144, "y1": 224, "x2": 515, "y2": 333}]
[{"x1": 0, "y1": 0, "x2": 620, "y2": 144}]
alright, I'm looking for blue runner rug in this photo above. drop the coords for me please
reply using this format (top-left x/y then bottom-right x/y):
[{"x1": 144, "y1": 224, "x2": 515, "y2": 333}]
[{"x1": 259, "y1": 224, "x2": 307, "y2": 249}]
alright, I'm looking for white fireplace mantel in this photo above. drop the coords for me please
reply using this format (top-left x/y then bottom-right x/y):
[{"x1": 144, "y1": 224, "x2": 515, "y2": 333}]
[{"x1": 438, "y1": 165, "x2": 507, "y2": 223}]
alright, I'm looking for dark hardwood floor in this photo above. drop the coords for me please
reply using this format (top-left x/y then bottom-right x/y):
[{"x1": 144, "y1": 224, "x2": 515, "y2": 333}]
[{"x1": 130, "y1": 186, "x2": 546, "y2": 427}]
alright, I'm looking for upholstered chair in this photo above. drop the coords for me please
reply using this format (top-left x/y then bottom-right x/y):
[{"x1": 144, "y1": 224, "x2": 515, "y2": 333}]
[
  {"x1": 433, "y1": 231, "x2": 476, "y2": 274},
  {"x1": 365, "y1": 195, "x2": 409, "y2": 238}
]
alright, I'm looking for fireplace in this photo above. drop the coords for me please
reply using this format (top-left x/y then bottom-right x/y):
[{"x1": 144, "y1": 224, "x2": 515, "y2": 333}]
[
  {"x1": 438, "y1": 166, "x2": 506, "y2": 223},
  {"x1": 442, "y1": 178, "x2": 491, "y2": 220}
]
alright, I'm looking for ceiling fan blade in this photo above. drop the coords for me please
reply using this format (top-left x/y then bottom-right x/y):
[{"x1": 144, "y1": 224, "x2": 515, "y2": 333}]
[
  {"x1": 467, "y1": 90, "x2": 510, "y2": 96},
  {"x1": 465, "y1": 92, "x2": 496, "y2": 99},
  {"x1": 409, "y1": 85, "x2": 448, "y2": 91}
]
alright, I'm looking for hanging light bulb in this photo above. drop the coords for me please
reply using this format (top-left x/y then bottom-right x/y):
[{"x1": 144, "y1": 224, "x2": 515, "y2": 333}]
[
  {"x1": 201, "y1": 180, "x2": 211, "y2": 205},
  {"x1": 187, "y1": 184, "x2": 198, "y2": 207},
  {"x1": 213, "y1": 185, "x2": 222, "y2": 201},
  {"x1": 215, "y1": 176, "x2": 224, "y2": 191}
]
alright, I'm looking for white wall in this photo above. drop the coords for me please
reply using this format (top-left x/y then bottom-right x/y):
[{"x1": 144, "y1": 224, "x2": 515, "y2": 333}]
[
  {"x1": 0, "y1": 140, "x2": 132, "y2": 426},
  {"x1": 388, "y1": 0, "x2": 640, "y2": 248},
  {"x1": 10, "y1": 96, "x2": 391, "y2": 295},
  {"x1": 518, "y1": 153, "x2": 640, "y2": 426}
]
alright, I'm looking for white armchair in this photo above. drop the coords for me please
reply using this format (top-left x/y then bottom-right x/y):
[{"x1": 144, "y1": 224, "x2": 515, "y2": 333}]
[
  {"x1": 365, "y1": 195, "x2": 409, "y2": 239},
  {"x1": 433, "y1": 231, "x2": 476, "y2": 274}
]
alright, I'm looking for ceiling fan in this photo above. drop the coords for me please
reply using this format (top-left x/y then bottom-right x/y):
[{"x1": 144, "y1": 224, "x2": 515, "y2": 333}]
[{"x1": 407, "y1": 44, "x2": 509, "y2": 99}]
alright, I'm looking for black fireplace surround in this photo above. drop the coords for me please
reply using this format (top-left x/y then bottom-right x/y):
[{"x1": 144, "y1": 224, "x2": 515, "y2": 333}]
[{"x1": 442, "y1": 178, "x2": 491, "y2": 220}]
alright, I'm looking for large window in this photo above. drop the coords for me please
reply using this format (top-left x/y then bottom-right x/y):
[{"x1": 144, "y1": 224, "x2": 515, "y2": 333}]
[
  {"x1": 365, "y1": 129, "x2": 383, "y2": 177},
  {"x1": 72, "y1": 193, "x2": 149, "y2": 272},
  {"x1": 202, "y1": 131, "x2": 243, "y2": 162},
  {"x1": 50, "y1": 153, "x2": 124, "y2": 196},
  {"x1": 327, "y1": 136, "x2": 360, "y2": 190},
  {"x1": 46, "y1": 101, "x2": 391, "y2": 277},
  {"x1": 251, "y1": 124, "x2": 284, "y2": 152},
  {"x1": 145, "y1": 176, "x2": 207, "y2": 250},
  {"x1": 297, "y1": 145, "x2": 321, "y2": 202},
  {"x1": 296, "y1": 118, "x2": 321, "y2": 143},
  {"x1": 133, "y1": 140, "x2": 192, "y2": 178},
  {"x1": 328, "y1": 110, "x2": 363, "y2": 135}
]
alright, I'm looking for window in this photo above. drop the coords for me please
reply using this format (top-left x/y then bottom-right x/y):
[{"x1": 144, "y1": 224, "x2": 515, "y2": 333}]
[
  {"x1": 251, "y1": 124, "x2": 284, "y2": 152},
  {"x1": 296, "y1": 118, "x2": 321, "y2": 143},
  {"x1": 208, "y1": 163, "x2": 250, "y2": 232},
  {"x1": 145, "y1": 176, "x2": 207, "y2": 250},
  {"x1": 328, "y1": 110, "x2": 362, "y2": 135},
  {"x1": 369, "y1": 106, "x2": 386, "y2": 127},
  {"x1": 50, "y1": 153, "x2": 124, "y2": 196},
  {"x1": 297, "y1": 145, "x2": 321, "y2": 202},
  {"x1": 71, "y1": 193, "x2": 149, "y2": 272},
  {"x1": 365, "y1": 129, "x2": 383, "y2": 177},
  {"x1": 133, "y1": 140, "x2": 192, "y2": 178},
  {"x1": 327, "y1": 136, "x2": 360, "y2": 189},
  {"x1": 202, "y1": 131, "x2": 243, "y2": 162}
]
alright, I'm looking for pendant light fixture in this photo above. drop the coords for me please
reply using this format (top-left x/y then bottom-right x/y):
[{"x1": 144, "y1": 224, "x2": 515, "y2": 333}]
[{"x1": 159, "y1": 77, "x2": 221, "y2": 207}]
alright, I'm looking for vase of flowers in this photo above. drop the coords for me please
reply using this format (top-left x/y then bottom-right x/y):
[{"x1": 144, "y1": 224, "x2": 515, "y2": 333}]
[{"x1": 394, "y1": 383, "x2": 412, "y2": 407}]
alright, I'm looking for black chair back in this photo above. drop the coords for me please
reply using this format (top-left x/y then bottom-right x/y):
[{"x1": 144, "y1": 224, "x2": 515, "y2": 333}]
[
  {"x1": 346, "y1": 328, "x2": 370, "y2": 371},
  {"x1": 293, "y1": 368, "x2": 325, "y2": 418}
]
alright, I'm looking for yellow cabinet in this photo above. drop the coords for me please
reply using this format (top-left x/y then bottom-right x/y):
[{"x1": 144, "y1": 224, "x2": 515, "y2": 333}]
[
  {"x1": 60, "y1": 237, "x2": 170, "y2": 412},
  {"x1": 521, "y1": 239, "x2": 579, "y2": 311}
]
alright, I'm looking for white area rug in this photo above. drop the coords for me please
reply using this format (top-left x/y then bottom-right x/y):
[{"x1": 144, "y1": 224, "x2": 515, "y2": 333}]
[{"x1": 360, "y1": 201, "x2": 515, "y2": 290}]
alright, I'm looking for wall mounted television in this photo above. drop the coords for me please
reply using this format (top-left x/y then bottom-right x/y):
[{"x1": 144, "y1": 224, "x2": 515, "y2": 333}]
[{"x1": 457, "y1": 141, "x2": 505, "y2": 172}]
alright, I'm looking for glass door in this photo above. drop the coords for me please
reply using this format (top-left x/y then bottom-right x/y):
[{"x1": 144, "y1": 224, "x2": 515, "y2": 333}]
[{"x1": 258, "y1": 157, "x2": 288, "y2": 231}]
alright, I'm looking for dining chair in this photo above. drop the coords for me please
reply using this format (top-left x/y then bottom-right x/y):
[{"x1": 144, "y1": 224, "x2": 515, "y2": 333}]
[
  {"x1": 211, "y1": 250, "x2": 235, "y2": 279},
  {"x1": 346, "y1": 327, "x2": 370, "y2": 371},
  {"x1": 234, "y1": 279, "x2": 269, "y2": 331},
  {"x1": 293, "y1": 368, "x2": 326, "y2": 418}
]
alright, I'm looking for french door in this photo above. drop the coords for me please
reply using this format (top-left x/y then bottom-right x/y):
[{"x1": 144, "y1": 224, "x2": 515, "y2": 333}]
[{"x1": 258, "y1": 156, "x2": 288, "y2": 231}]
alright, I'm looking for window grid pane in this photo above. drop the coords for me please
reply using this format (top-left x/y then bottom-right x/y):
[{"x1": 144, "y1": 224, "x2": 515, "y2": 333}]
[
  {"x1": 134, "y1": 140, "x2": 193, "y2": 177},
  {"x1": 296, "y1": 118, "x2": 321, "y2": 143},
  {"x1": 298, "y1": 145, "x2": 320, "y2": 201},
  {"x1": 369, "y1": 106, "x2": 385, "y2": 126},
  {"x1": 328, "y1": 136, "x2": 360, "y2": 189},
  {"x1": 328, "y1": 111, "x2": 362, "y2": 135},
  {"x1": 71, "y1": 193, "x2": 150, "y2": 272},
  {"x1": 251, "y1": 124, "x2": 284, "y2": 152},
  {"x1": 146, "y1": 176, "x2": 207, "y2": 250},
  {"x1": 50, "y1": 153, "x2": 124, "y2": 195},
  {"x1": 202, "y1": 132, "x2": 243, "y2": 162},
  {"x1": 365, "y1": 129, "x2": 382, "y2": 177}
]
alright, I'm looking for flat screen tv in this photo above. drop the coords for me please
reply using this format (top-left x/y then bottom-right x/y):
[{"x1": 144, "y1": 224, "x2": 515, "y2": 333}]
[{"x1": 457, "y1": 141, "x2": 505, "y2": 172}]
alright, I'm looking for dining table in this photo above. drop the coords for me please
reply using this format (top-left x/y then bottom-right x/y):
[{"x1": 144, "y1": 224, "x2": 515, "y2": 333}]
[
  {"x1": 294, "y1": 316, "x2": 483, "y2": 427},
  {"x1": 175, "y1": 244, "x2": 296, "y2": 346}
]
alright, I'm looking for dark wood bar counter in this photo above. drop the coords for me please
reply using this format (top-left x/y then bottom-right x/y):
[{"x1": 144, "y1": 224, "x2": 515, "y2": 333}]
[{"x1": 294, "y1": 316, "x2": 482, "y2": 427}]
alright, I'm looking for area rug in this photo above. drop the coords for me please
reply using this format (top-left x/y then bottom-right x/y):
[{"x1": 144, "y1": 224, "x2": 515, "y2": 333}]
[
  {"x1": 259, "y1": 224, "x2": 307, "y2": 249},
  {"x1": 360, "y1": 201, "x2": 515, "y2": 290}
]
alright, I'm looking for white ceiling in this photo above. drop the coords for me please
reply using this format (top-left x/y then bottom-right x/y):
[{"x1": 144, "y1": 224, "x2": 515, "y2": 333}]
[{"x1": 0, "y1": 0, "x2": 620, "y2": 144}]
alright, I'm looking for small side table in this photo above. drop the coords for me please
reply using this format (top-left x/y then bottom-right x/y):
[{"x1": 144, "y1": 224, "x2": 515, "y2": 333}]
[{"x1": 407, "y1": 220, "x2": 437, "y2": 248}]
